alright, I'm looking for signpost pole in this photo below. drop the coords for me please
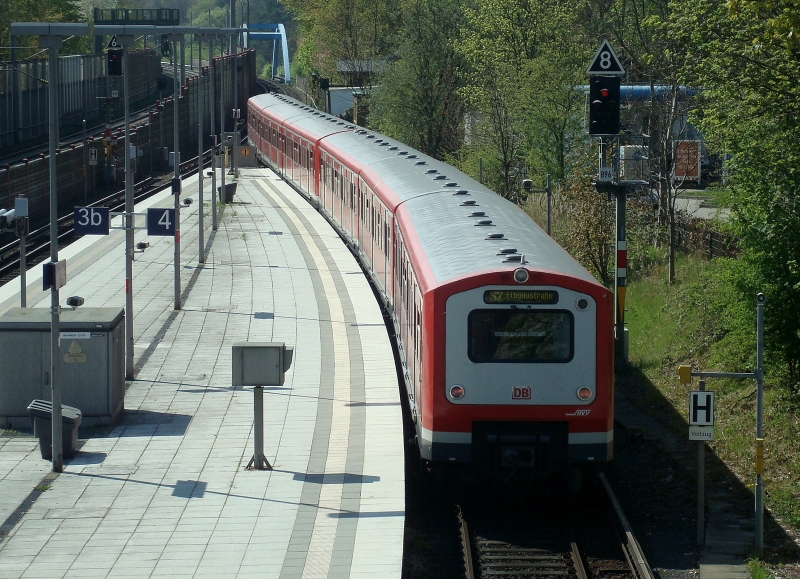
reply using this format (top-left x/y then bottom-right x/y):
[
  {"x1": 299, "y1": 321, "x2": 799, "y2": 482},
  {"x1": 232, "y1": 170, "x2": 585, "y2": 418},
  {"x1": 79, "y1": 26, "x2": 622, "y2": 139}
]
[
  {"x1": 119, "y1": 35, "x2": 135, "y2": 380},
  {"x1": 11, "y1": 25, "x2": 92, "y2": 474},
  {"x1": 172, "y1": 35, "x2": 181, "y2": 310},
  {"x1": 615, "y1": 183, "x2": 626, "y2": 362},
  {"x1": 755, "y1": 293, "x2": 765, "y2": 555},
  {"x1": 234, "y1": 53, "x2": 239, "y2": 179},
  {"x1": 45, "y1": 35, "x2": 63, "y2": 473},
  {"x1": 210, "y1": 35, "x2": 217, "y2": 231},
  {"x1": 545, "y1": 173, "x2": 551, "y2": 236},
  {"x1": 697, "y1": 379, "x2": 706, "y2": 546},
  {"x1": 197, "y1": 34, "x2": 205, "y2": 264},
  {"x1": 219, "y1": 48, "x2": 226, "y2": 205}
]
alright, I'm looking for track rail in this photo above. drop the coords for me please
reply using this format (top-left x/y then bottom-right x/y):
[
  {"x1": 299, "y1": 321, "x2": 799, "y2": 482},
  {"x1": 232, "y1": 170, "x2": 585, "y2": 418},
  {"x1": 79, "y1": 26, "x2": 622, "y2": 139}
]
[
  {"x1": 0, "y1": 150, "x2": 207, "y2": 285},
  {"x1": 456, "y1": 475, "x2": 654, "y2": 579},
  {"x1": 599, "y1": 473, "x2": 655, "y2": 579}
]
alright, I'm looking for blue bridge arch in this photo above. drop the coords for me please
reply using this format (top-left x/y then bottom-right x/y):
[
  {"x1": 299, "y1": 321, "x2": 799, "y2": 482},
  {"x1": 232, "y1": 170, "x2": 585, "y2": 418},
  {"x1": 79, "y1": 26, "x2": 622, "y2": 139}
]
[{"x1": 246, "y1": 23, "x2": 290, "y2": 83}]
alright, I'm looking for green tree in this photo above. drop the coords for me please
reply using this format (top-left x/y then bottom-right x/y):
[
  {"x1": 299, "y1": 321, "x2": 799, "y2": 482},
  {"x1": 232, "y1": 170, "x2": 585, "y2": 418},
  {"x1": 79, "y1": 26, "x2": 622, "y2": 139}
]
[
  {"x1": 456, "y1": 0, "x2": 592, "y2": 199},
  {"x1": 280, "y1": 0, "x2": 397, "y2": 89},
  {"x1": 670, "y1": 0, "x2": 800, "y2": 389},
  {"x1": 368, "y1": 0, "x2": 465, "y2": 158},
  {"x1": 1, "y1": 0, "x2": 87, "y2": 59}
]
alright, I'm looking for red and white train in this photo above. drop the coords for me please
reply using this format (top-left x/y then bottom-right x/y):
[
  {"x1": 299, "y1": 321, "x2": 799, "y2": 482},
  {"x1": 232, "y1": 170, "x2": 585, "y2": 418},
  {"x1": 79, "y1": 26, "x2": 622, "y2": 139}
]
[{"x1": 247, "y1": 93, "x2": 614, "y2": 473}]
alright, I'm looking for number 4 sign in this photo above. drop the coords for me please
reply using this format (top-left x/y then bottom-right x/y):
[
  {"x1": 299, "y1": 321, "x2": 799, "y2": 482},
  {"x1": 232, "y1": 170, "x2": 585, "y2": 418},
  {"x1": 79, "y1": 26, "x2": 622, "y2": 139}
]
[{"x1": 147, "y1": 208, "x2": 176, "y2": 236}]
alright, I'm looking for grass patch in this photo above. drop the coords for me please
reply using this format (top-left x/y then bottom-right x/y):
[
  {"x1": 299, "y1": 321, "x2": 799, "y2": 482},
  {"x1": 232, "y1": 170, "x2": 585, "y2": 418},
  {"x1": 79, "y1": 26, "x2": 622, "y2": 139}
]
[
  {"x1": 748, "y1": 559, "x2": 771, "y2": 579},
  {"x1": 33, "y1": 484, "x2": 51, "y2": 492},
  {"x1": 626, "y1": 254, "x2": 800, "y2": 533}
]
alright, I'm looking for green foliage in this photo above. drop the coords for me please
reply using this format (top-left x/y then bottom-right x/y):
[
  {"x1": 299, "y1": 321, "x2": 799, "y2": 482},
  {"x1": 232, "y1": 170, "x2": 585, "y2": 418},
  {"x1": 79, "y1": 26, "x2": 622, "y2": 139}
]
[
  {"x1": 556, "y1": 173, "x2": 616, "y2": 287},
  {"x1": 368, "y1": 0, "x2": 465, "y2": 158},
  {"x1": 670, "y1": 0, "x2": 800, "y2": 390},
  {"x1": 280, "y1": 0, "x2": 398, "y2": 84},
  {"x1": 455, "y1": 0, "x2": 592, "y2": 194},
  {"x1": 0, "y1": 0, "x2": 88, "y2": 59}
]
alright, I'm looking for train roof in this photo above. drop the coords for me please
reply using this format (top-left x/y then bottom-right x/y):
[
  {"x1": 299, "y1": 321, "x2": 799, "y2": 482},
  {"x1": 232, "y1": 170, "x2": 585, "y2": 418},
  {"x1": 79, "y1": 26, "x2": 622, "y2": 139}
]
[{"x1": 249, "y1": 93, "x2": 601, "y2": 288}]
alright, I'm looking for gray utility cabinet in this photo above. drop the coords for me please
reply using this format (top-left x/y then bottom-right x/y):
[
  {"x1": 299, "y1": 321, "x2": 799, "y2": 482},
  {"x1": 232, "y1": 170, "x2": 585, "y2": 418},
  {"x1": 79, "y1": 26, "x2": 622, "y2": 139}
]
[{"x1": 0, "y1": 307, "x2": 125, "y2": 428}]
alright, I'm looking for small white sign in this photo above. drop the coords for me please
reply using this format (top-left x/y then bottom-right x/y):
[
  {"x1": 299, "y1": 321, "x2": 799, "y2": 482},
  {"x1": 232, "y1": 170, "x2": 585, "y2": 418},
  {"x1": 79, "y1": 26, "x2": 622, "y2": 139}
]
[
  {"x1": 60, "y1": 332, "x2": 90, "y2": 340},
  {"x1": 689, "y1": 390, "x2": 715, "y2": 426},
  {"x1": 689, "y1": 425, "x2": 714, "y2": 441},
  {"x1": 89, "y1": 148, "x2": 98, "y2": 166},
  {"x1": 598, "y1": 166, "x2": 614, "y2": 182}
]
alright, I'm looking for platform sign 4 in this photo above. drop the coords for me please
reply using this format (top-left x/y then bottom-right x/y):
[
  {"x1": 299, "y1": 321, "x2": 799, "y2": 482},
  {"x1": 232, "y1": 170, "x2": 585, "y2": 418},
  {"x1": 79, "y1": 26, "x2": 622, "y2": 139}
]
[
  {"x1": 147, "y1": 208, "x2": 176, "y2": 236},
  {"x1": 74, "y1": 207, "x2": 110, "y2": 235}
]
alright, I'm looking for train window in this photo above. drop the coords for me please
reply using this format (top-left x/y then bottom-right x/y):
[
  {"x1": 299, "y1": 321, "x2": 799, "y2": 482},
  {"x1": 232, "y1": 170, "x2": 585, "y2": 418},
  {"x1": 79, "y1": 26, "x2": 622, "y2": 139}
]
[{"x1": 467, "y1": 310, "x2": 574, "y2": 363}]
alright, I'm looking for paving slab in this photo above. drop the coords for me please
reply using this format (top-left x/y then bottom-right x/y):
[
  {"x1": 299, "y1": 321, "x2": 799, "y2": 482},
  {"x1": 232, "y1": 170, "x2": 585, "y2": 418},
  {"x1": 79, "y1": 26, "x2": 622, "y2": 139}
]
[{"x1": 0, "y1": 167, "x2": 404, "y2": 578}]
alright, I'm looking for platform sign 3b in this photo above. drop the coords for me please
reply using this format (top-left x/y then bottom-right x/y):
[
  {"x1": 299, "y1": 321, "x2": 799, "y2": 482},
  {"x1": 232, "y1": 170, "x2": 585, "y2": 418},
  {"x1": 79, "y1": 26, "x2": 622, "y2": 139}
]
[
  {"x1": 147, "y1": 208, "x2": 176, "y2": 236},
  {"x1": 74, "y1": 207, "x2": 110, "y2": 235}
]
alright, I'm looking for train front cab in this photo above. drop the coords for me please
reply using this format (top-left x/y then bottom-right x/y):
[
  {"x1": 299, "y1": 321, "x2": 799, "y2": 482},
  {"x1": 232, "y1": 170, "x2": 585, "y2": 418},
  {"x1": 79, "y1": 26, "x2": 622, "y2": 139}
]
[{"x1": 421, "y1": 273, "x2": 614, "y2": 474}]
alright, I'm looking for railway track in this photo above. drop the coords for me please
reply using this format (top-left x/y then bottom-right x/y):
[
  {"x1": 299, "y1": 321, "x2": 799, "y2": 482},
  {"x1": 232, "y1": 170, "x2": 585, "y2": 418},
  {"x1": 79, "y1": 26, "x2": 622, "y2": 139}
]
[
  {"x1": 456, "y1": 473, "x2": 654, "y2": 579},
  {"x1": 0, "y1": 148, "x2": 208, "y2": 286}
]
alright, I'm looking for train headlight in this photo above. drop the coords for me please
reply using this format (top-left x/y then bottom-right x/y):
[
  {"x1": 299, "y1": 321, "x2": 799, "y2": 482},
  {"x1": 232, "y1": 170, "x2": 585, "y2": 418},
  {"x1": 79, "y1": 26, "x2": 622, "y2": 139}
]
[
  {"x1": 450, "y1": 385, "x2": 465, "y2": 400},
  {"x1": 513, "y1": 268, "x2": 529, "y2": 284},
  {"x1": 577, "y1": 386, "x2": 593, "y2": 401}
]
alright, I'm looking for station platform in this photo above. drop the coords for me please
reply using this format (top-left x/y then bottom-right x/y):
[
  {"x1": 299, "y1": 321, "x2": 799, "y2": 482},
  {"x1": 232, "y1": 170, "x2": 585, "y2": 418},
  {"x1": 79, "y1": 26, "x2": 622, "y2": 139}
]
[{"x1": 0, "y1": 167, "x2": 405, "y2": 578}]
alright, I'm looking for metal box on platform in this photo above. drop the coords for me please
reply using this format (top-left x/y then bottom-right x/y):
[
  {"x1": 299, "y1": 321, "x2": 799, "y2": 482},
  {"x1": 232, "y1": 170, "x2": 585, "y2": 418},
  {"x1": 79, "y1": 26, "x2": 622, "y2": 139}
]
[{"x1": 0, "y1": 307, "x2": 125, "y2": 428}]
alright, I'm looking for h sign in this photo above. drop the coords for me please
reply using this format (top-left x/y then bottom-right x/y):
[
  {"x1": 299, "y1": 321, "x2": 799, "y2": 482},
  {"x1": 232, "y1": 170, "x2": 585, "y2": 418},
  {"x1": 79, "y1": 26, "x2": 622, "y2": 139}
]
[{"x1": 689, "y1": 391, "x2": 715, "y2": 426}]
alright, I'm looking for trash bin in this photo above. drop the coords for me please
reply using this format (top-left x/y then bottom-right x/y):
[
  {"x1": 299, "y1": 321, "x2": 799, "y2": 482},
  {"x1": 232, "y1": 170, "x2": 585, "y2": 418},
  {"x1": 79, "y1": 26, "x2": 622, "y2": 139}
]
[
  {"x1": 219, "y1": 182, "x2": 237, "y2": 203},
  {"x1": 27, "y1": 400, "x2": 82, "y2": 460}
]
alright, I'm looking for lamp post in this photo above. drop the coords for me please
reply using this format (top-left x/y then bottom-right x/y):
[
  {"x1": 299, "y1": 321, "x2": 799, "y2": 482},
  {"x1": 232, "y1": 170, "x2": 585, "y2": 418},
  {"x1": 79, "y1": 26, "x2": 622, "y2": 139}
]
[
  {"x1": 195, "y1": 31, "x2": 206, "y2": 263},
  {"x1": 10, "y1": 22, "x2": 90, "y2": 473}
]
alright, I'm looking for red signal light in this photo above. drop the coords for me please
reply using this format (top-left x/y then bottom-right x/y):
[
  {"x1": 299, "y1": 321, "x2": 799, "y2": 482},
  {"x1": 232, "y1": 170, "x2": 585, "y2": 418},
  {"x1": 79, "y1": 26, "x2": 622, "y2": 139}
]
[{"x1": 600, "y1": 88, "x2": 610, "y2": 97}]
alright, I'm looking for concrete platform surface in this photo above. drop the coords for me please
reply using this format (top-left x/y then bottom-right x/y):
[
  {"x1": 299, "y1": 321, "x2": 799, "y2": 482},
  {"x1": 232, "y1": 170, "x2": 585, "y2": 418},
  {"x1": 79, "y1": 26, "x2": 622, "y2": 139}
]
[{"x1": 0, "y1": 167, "x2": 405, "y2": 578}]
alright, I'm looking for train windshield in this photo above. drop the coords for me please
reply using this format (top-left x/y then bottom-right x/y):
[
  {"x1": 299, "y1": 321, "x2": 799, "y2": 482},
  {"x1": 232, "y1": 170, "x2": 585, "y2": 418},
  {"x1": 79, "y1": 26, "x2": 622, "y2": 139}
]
[{"x1": 468, "y1": 310, "x2": 573, "y2": 362}]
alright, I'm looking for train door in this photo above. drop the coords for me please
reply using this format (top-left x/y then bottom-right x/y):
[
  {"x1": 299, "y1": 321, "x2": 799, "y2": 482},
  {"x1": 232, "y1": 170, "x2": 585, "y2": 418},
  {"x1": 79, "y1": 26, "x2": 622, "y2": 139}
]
[
  {"x1": 270, "y1": 123, "x2": 279, "y2": 165},
  {"x1": 347, "y1": 172, "x2": 353, "y2": 236},
  {"x1": 301, "y1": 139, "x2": 310, "y2": 193},
  {"x1": 378, "y1": 206, "x2": 386, "y2": 292},
  {"x1": 322, "y1": 153, "x2": 332, "y2": 215},
  {"x1": 279, "y1": 129, "x2": 286, "y2": 173},
  {"x1": 312, "y1": 144, "x2": 320, "y2": 199},
  {"x1": 381, "y1": 209, "x2": 392, "y2": 301},
  {"x1": 332, "y1": 162, "x2": 341, "y2": 225},
  {"x1": 366, "y1": 193, "x2": 374, "y2": 269},
  {"x1": 414, "y1": 285, "x2": 423, "y2": 407},
  {"x1": 357, "y1": 180, "x2": 366, "y2": 251}
]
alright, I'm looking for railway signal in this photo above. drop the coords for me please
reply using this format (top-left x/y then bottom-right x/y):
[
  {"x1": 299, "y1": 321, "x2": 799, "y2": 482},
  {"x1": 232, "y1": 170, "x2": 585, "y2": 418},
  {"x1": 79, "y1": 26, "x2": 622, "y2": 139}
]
[
  {"x1": 589, "y1": 75, "x2": 620, "y2": 135},
  {"x1": 587, "y1": 41, "x2": 627, "y2": 363},
  {"x1": 107, "y1": 48, "x2": 122, "y2": 76}
]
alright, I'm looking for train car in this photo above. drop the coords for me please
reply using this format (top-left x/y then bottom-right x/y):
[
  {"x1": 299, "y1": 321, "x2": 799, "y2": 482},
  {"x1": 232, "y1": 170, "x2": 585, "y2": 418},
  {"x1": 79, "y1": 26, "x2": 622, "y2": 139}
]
[{"x1": 247, "y1": 93, "x2": 614, "y2": 475}]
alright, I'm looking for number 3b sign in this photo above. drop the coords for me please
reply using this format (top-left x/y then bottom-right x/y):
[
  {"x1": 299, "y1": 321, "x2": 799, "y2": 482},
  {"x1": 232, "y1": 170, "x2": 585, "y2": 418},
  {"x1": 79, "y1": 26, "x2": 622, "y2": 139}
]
[
  {"x1": 147, "y1": 208, "x2": 176, "y2": 236},
  {"x1": 74, "y1": 207, "x2": 110, "y2": 235}
]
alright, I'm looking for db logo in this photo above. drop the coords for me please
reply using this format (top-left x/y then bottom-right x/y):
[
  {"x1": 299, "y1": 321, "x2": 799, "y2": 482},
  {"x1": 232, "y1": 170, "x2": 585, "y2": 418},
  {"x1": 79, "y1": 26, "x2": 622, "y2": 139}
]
[{"x1": 512, "y1": 387, "x2": 531, "y2": 400}]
